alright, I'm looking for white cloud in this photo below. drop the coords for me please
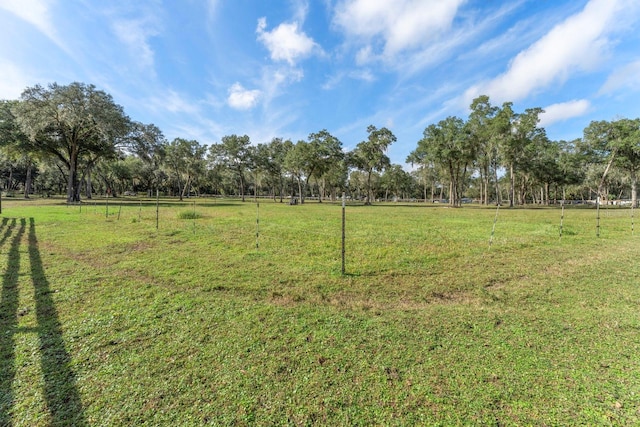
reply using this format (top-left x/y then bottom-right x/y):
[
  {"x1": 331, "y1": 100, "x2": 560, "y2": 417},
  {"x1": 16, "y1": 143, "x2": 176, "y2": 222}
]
[
  {"x1": 227, "y1": 83, "x2": 261, "y2": 110},
  {"x1": 0, "y1": 0, "x2": 67, "y2": 52},
  {"x1": 463, "y1": 0, "x2": 627, "y2": 104},
  {"x1": 290, "y1": 0, "x2": 309, "y2": 24},
  {"x1": 111, "y1": 17, "x2": 159, "y2": 71},
  {"x1": 256, "y1": 17, "x2": 318, "y2": 65},
  {"x1": 332, "y1": 0, "x2": 465, "y2": 61},
  {"x1": 539, "y1": 99, "x2": 591, "y2": 127},
  {"x1": 599, "y1": 59, "x2": 640, "y2": 95}
]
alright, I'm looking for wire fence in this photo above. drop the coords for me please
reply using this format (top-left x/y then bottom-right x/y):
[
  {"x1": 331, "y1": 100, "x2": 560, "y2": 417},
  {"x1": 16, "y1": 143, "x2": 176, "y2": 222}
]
[{"x1": 70, "y1": 196, "x2": 638, "y2": 276}]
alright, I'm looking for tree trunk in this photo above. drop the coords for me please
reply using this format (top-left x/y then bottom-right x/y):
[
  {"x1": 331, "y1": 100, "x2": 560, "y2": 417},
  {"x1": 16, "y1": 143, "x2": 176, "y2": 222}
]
[
  {"x1": 493, "y1": 164, "x2": 501, "y2": 205},
  {"x1": 85, "y1": 168, "x2": 93, "y2": 199},
  {"x1": 297, "y1": 176, "x2": 303, "y2": 204},
  {"x1": 24, "y1": 161, "x2": 32, "y2": 198},
  {"x1": 67, "y1": 150, "x2": 80, "y2": 203},
  {"x1": 239, "y1": 171, "x2": 245, "y2": 202},
  {"x1": 279, "y1": 176, "x2": 284, "y2": 203},
  {"x1": 365, "y1": 170, "x2": 372, "y2": 205},
  {"x1": 544, "y1": 183, "x2": 549, "y2": 206},
  {"x1": 449, "y1": 178, "x2": 455, "y2": 207},
  {"x1": 423, "y1": 180, "x2": 427, "y2": 203},
  {"x1": 182, "y1": 175, "x2": 191, "y2": 199},
  {"x1": 177, "y1": 177, "x2": 184, "y2": 201},
  {"x1": 509, "y1": 163, "x2": 515, "y2": 207},
  {"x1": 631, "y1": 169, "x2": 638, "y2": 208},
  {"x1": 318, "y1": 177, "x2": 325, "y2": 203}
]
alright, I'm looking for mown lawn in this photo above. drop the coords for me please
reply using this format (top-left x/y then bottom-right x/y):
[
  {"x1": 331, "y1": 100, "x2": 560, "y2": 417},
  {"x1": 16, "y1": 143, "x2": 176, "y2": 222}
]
[{"x1": 0, "y1": 197, "x2": 639, "y2": 425}]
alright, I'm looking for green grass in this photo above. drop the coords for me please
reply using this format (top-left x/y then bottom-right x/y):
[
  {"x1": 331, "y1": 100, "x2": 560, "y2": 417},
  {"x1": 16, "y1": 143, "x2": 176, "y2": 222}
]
[{"x1": 1, "y1": 196, "x2": 639, "y2": 425}]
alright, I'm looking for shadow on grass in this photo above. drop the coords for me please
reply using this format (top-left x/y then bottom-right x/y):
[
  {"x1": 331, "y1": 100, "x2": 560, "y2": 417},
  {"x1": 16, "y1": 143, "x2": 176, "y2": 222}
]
[
  {"x1": 0, "y1": 218, "x2": 21, "y2": 426},
  {"x1": 0, "y1": 218, "x2": 86, "y2": 425}
]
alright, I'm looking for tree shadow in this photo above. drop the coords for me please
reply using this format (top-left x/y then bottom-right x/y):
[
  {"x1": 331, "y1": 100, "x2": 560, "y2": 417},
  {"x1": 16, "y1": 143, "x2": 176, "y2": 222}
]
[
  {"x1": 0, "y1": 218, "x2": 86, "y2": 425},
  {"x1": 29, "y1": 218, "x2": 86, "y2": 425},
  {"x1": 0, "y1": 218, "x2": 22, "y2": 426}
]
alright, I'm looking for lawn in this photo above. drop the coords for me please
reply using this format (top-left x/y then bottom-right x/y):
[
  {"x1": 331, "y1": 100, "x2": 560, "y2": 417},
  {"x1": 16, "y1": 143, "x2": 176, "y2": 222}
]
[{"x1": 0, "y1": 197, "x2": 639, "y2": 425}]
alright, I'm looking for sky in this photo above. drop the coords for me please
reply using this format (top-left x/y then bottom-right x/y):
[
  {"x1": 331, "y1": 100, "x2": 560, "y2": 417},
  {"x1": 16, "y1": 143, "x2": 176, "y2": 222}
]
[{"x1": 1, "y1": 0, "x2": 640, "y2": 166}]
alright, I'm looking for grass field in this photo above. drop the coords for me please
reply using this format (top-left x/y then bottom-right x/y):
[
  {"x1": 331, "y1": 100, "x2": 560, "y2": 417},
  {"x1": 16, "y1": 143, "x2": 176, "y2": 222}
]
[{"x1": 0, "y1": 196, "x2": 639, "y2": 425}]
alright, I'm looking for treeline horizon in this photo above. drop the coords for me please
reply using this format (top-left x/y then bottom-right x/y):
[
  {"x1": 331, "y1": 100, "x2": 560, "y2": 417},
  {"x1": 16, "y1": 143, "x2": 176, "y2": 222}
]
[{"x1": 0, "y1": 82, "x2": 638, "y2": 207}]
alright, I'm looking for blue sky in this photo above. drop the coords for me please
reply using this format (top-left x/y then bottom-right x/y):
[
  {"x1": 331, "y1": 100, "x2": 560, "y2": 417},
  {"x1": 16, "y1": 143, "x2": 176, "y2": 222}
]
[{"x1": 1, "y1": 0, "x2": 639, "y2": 166}]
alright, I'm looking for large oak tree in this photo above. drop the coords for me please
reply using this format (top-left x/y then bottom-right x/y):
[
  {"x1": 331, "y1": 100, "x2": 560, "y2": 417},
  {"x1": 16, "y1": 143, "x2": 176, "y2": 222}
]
[{"x1": 12, "y1": 82, "x2": 131, "y2": 202}]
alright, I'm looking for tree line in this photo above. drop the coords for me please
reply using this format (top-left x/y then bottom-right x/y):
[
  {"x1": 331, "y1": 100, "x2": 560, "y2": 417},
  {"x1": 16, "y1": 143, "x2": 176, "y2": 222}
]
[{"x1": 0, "y1": 82, "x2": 639, "y2": 207}]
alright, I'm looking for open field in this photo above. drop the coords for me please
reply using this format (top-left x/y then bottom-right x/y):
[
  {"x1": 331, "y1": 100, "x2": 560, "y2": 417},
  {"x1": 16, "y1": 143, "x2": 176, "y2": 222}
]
[{"x1": 0, "y1": 197, "x2": 639, "y2": 425}]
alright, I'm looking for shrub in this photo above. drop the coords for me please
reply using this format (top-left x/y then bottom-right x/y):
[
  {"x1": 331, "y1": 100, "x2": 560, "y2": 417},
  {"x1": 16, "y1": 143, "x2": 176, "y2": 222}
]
[{"x1": 177, "y1": 211, "x2": 201, "y2": 220}]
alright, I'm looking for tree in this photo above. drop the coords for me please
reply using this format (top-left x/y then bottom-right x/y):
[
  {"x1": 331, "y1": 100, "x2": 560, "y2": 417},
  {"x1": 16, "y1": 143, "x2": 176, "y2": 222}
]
[
  {"x1": 284, "y1": 140, "x2": 312, "y2": 203},
  {"x1": 525, "y1": 134, "x2": 559, "y2": 204},
  {"x1": 129, "y1": 122, "x2": 167, "y2": 195},
  {"x1": 583, "y1": 119, "x2": 640, "y2": 207},
  {"x1": 348, "y1": 170, "x2": 368, "y2": 200},
  {"x1": 468, "y1": 95, "x2": 500, "y2": 205},
  {"x1": 554, "y1": 139, "x2": 586, "y2": 201},
  {"x1": 307, "y1": 130, "x2": 344, "y2": 202},
  {"x1": 606, "y1": 119, "x2": 640, "y2": 207},
  {"x1": 165, "y1": 138, "x2": 207, "y2": 200},
  {"x1": 413, "y1": 117, "x2": 473, "y2": 207},
  {"x1": 12, "y1": 82, "x2": 131, "y2": 202},
  {"x1": 283, "y1": 130, "x2": 343, "y2": 204},
  {"x1": 322, "y1": 158, "x2": 348, "y2": 201},
  {"x1": 94, "y1": 156, "x2": 130, "y2": 196},
  {"x1": 497, "y1": 105, "x2": 545, "y2": 206},
  {"x1": 254, "y1": 138, "x2": 293, "y2": 202},
  {"x1": 209, "y1": 135, "x2": 253, "y2": 202},
  {"x1": 0, "y1": 100, "x2": 37, "y2": 197},
  {"x1": 349, "y1": 125, "x2": 396, "y2": 205},
  {"x1": 381, "y1": 164, "x2": 411, "y2": 201}
]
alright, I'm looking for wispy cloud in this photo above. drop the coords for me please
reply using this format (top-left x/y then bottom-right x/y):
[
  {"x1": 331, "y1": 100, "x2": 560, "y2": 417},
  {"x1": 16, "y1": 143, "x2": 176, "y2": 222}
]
[
  {"x1": 260, "y1": 65, "x2": 304, "y2": 105},
  {"x1": 256, "y1": 17, "x2": 319, "y2": 65},
  {"x1": 0, "y1": 0, "x2": 68, "y2": 52},
  {"x1": 321, "y1": 68, "x2": 375, "y2": 90},
  {"x1": 206, "y1": 0, "x2": 220, "y2": 20},
  {"x1": 227, "y1": 83, "x2": 261, "y2": 110},
  {"x1": 599, "y1": 59, "x2": 640, "y2": 95},
  {"x1": 146, "y1": 89, "x2": 201, "y2": 115},
  {"x1": 463, "y1": 0, "x2": 628, "y2": 104},
  {"x1": 111, "y1": 17, "x2": 160, "y2": 72},
  {"x1": 290, "y1": 0, "x2": 309, "y2": 24},
  {"x1": 539, "y1": 99, "x2": 591, "y2": 127}
]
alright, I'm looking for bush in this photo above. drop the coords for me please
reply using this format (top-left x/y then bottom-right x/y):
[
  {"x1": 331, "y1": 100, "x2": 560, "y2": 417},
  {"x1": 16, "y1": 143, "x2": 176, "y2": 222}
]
[{"x1": 177, "y1": 211, "x2": 201, "y2": 220}]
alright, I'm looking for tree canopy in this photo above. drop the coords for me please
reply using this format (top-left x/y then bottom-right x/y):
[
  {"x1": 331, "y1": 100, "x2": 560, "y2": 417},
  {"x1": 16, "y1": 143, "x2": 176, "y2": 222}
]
[
  {"x1": 12, "y1": 82, "x2": 131, "y2": 202},
  {"x1": 2, "y1": 82, "x2": 640, "y2": 208}
]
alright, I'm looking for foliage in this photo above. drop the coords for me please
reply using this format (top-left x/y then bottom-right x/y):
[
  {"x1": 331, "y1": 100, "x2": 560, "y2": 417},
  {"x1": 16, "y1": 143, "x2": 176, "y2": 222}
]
[
  {"x1": 12, "y1": 82, "x2": 132, "y2": 202},
  {"x1": 177, "y1": 210, "x2": 202, "y2": 219},
  {"x1": 128, "y1": 122, "x2": 167, "y2": 195},
  {"x1": 349, "y1": 125, "x2": 396, "y2": 204},
  {"x1": 284, "y1": 130, "x2": 343, "y2": 203},
  {"x1": 209, "y1": 135, "x2": 253, "y2": 202},
  {"x1": 2, "y1": 81, "x2": 640, "y2": 207},
  {"x1": 583, "y1": 119, "x2": 640, "y2": 206},
  {"x1": 413, "y1": 116, "x2": 474, "y2": 206}
]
